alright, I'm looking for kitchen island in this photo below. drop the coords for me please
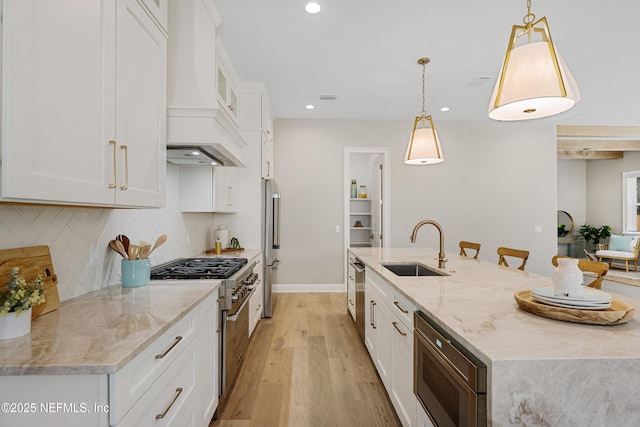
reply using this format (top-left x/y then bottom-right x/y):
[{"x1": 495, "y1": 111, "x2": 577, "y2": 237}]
[{"x1": 350, "y1": 247, "x2": 640, "y2": 427}]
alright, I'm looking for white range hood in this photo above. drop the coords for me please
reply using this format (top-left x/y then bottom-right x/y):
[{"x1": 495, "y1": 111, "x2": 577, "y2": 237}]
[{"x1": 166, "y1": 0, "x2": 246, "y2": 167}]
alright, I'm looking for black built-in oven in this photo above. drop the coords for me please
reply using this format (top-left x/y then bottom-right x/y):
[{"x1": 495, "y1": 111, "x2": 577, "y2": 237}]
[{"x1": 414, "y1": 311, "x2": 487, "y2": 427}]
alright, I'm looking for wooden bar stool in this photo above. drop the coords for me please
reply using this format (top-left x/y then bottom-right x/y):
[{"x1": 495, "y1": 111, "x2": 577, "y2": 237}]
[
  {"x1": 497, "y1": 247, "x2": 529, "y2": 271},
  {"x1": 459, "y1": 241, "x2": 481, "y2": 259},
  {"x1": 551, "y1": 255, "x2": 609, "y2": 289}
]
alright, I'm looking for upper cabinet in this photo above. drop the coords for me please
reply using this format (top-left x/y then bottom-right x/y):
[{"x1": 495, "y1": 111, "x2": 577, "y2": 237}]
[
  {"x1": 237, "y1": 85, "x2": 275, "y2": 179},
  {"x1": 216, "y1": 51, "x2": 239, "y2": 126},
  {"x1": 0, "y1": 0, "x2": 167, "y2": 208}
]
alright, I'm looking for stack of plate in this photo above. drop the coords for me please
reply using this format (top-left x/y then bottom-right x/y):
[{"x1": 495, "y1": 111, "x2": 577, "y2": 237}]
[{"x1": 530, "y1": 287, "x2": 613, "y2": 310}]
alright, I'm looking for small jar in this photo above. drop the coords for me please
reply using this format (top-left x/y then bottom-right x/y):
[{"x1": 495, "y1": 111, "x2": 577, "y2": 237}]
[{"x1": 358, "y1": 185, "x2": 368, "y2": 198}]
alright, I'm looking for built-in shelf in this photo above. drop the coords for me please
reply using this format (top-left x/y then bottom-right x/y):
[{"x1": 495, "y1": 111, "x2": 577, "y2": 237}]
[{"x1": 349, "y1": 198, "x2": 372, "y2": 247}]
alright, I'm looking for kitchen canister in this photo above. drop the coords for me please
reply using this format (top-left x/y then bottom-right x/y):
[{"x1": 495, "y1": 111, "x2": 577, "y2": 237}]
[
  {"x1": 552, "y1": 257, "x2": 583, "y2": 298},
  {"x1": 214, "y1": 225, "x2": 230, "y2": 249},
  {"x1": 121, "y1": 259, "x2": 151, "y2": 288}
]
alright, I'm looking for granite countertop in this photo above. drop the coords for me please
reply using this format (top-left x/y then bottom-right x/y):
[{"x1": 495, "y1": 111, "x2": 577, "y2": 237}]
[
  {"x1": 0, "y1": 281, "x2": 220, "y2": 376},
  {"x1": 350, "y1": 247, "x2": 640, "y2": 426}
]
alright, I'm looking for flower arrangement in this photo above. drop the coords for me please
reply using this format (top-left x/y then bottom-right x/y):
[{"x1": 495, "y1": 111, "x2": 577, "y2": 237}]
[{"x1": 0, "y1": 268, "x2": 45, "y2": 316}]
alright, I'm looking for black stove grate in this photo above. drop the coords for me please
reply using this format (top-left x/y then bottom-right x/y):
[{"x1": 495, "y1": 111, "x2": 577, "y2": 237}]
[{"x1": 150, "y1": 257, "x2": 248, "y2": 280}]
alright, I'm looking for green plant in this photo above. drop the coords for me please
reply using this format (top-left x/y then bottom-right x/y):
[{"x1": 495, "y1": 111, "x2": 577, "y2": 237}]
[
  {"x1": 0, "y1": 268, "x2": 45, "y2": 316},
  {"x1": 579, "y1": 224, "x2": 612, "y2": 245},
  {"x1": 558, "y1": 224, "x2": 567, "y2": 237}
]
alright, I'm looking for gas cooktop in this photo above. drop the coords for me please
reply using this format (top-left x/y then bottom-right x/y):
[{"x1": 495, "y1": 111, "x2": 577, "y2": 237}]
[{"x1": 150, "y1": 257, "x2": 248, "y2": 280}]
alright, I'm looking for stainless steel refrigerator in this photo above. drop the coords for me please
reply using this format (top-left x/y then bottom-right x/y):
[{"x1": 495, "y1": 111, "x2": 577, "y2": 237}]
[{"x1": 261, "y1": 178, "x2": 280, "y2": 317}]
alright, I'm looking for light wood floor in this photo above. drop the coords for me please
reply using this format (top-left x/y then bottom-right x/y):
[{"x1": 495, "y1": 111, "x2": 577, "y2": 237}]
[{"x1": 211, "y1": 292, "x2": 402, "y2": 427}]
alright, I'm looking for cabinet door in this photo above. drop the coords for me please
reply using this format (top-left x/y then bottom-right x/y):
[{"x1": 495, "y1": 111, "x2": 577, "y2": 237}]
[
  {"x1": 198, "y1": 293, "x2": 219, "y2": 425},
  {"x1": 215, "y1": 57, "x2": 238, "y2": 124},
  {"x1": 114, "y1": 0, "x2": 166, "y2": 207},
  {"x1": 214, "y1": 167, "x2": 238, "y2": 212},
  {"x1": 391, "y1": 317, "x2": 416, "y2": 427},
  {"x1": 375, "y1": 299, "x2": 393, "y2": 390},
  {"x1": 1, "y1": 0, "x2": 114, "y2": 205},
  {"x1": 347, "y1": 263, "x2": 356, "y2": 320},
  {"x1": 261, "y1": 134, "x2": 274, "y2": 179}
]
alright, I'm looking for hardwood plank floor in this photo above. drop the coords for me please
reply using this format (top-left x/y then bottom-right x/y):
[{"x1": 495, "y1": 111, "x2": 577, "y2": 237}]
[{"x1": 211, "y1": 292, "x2": 401, "y2": 427}]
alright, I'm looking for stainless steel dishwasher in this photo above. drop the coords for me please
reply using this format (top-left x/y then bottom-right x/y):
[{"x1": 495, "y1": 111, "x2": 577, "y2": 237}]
[{"x1": 352, "y1": 258, "x2": 366, "y2": 342}]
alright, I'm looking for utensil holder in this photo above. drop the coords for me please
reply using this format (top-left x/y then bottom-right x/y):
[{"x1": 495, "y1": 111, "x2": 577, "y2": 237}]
[{"x1": 121, "y1": 259, "x2": 151, "y2": 288}]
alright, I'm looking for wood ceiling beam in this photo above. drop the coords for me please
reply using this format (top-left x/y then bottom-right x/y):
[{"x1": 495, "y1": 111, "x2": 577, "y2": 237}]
[
  {"x1": 557, "y1": 125, "x2": 640, "y2": 138},
  {"x1": 557, "y1": 151, "x2": 624, "y2": 160},
  {"x1": 557, "y1": 139, "x2": 640, "y2": 151}
]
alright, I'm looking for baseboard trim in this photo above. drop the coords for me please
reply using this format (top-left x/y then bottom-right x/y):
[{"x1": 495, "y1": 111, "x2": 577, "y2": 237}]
[{"x1": 273, "y1": 283, "x2": 345, "y2": 293}]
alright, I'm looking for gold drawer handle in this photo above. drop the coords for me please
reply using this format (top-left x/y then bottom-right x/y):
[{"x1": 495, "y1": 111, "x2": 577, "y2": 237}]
[
  {"x1": 109, "y1": 141, "x2": 117, "y2": 188},
  {"x1": 392, "y1": 321, "x2": 407, "y2": 336},
  {"x1": 155, "y1": 336, "x2": 182, "y2": 359},
  {"x1": 155, "y1": 387, "x2": 183, "y2": 420},
  {"x1": 120, "y1": 145, "x2": 129, "y2": 190},
  {"x1": 256, "y1": 304, "x2": 262, "y2": 311},
  {"x1": 393, "y1": 301, "x2": 408, "y2": 314}
]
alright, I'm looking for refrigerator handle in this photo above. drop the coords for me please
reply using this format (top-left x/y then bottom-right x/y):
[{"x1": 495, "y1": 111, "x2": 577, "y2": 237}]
[{"x1": 273, "y1": 193, "x2": 281, "y2": 249}]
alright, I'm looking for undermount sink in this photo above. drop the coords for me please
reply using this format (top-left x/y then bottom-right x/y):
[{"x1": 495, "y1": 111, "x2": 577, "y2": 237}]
[{"x1": 382, "y1": 262, "x2": 448, "y2": 277}]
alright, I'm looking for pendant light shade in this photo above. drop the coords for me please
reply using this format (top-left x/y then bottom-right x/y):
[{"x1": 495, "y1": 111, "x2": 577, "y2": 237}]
[
  {"x1": 488, "y1": 2, "x2": 580, "y2": 121},
  {"x1": 405, "y1": 58, "x2": 444, "y2": 165}
]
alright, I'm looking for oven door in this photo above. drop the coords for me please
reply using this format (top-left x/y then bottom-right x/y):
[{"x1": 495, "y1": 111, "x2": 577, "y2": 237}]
[{"x1": 414, "y1": 329, "x2": 486, "y2": 427}]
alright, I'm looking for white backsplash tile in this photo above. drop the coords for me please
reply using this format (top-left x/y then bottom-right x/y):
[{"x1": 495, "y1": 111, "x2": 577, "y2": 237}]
[{"x1": 0, "y1": 165, "x2": 215, "y2": 301}]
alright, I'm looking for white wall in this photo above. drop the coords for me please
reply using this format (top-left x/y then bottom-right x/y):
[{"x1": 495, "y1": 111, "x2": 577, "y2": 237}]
[
  {"x1": 0, "y1": 164, "x2": 215, "y2": 301},
  {"x1": 273, "y1": 119, "x2": 558, "y2": 286},
  {"x1": 557, "y1": 159, "x2": 587, "y2": 231},
  {"x1": 586, "y1": 152, "x2": 640, "y2": 234}
]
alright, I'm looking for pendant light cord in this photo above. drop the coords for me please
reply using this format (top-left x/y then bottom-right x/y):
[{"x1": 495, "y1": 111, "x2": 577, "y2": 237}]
[{"x1": 420, "y1": 60, "x2": 426, "y2": 116}]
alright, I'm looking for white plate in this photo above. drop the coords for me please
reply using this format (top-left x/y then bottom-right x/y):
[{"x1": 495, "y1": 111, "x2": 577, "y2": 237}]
[
  {"x1": 531, "y1": 287, "x2": 612, "y2": 303},
  {"x1": 531, "y1": 293, "x2": 612, "y2": 309},
  {"x1": 531, "y1": 296, "x2": 611, "y2": 310}
]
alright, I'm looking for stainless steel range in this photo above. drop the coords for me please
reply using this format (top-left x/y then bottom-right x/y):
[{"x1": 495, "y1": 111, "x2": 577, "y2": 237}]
[{"x1": 150, "y1": 257, "x2": 258, "y2": 404}]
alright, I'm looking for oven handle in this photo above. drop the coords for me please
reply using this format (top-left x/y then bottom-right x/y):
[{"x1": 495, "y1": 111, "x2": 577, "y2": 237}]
[
  {"x1": 415, "y1": 330, "x2": 475, "y2": 396},
  {"x1": 226, "y1": 287, "x2": 255, "y2": 321}
]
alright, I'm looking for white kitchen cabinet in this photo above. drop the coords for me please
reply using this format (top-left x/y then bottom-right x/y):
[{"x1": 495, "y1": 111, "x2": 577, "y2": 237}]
[
  {"x1": 0, "y1": 0, "x2": 166, "y2": 208},
  {"x1": 262, "y1": 132, "x2": 275, "y2": 179},
  {"x1": 347, "y1": 261, "x2": 356, "y2": 320},
  {"x1": 216, "y1": 51, "x2": 239, "y2": 125},
  {"x1": 180, "y1": 166, "x2": 239, "y2": 213},
  {"x1": 364, "y1": 269, "x2": 416, "y2": 427},
  {"x1": 198, "y1": 292, "x2": 219, "y2": 425},
  {"x1": 249, "y1": 260, "x2": 263, "y2": 336}
]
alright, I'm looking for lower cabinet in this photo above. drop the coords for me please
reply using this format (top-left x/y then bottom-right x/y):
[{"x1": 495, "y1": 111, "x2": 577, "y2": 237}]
[
  {"x1": 347, "y1": 255, "x2": 356, "y2": 320},
  {"x1": 0, "y1": 292, "x2": 218, "y2": 427},
  {"x1": 364, "y1": 269, "x2": 417, "y2": 427}
]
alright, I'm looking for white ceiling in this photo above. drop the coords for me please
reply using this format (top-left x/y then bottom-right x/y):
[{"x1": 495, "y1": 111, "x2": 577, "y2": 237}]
[{"x1": 215, "y1": 0, "x2": 640, "y2": 125}]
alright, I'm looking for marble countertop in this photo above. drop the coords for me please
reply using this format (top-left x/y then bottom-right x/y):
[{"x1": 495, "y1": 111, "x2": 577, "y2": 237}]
[
  {"x1": 351, "y1": 247, "x2": 640, "y2": 426},
  {"x1": 351, "y1": 247, "x2": 640, "y2": 362},
  {"x1": 0, "y1": 280, "x2": 220, "y2": 376}
]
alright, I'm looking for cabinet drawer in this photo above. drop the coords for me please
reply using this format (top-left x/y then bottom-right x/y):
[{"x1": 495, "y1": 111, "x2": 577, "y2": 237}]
[
  {"x1": 116, "y1": 338, "x2": 197, "y2": 427},
  {"x1": 249, "y1": 285, "x2": 263, "y2": 336},
  {"x1": 366, "y1": 269, "x2": 391, "y2": 303},
  {"x1": 109, "y1": 307, "x2": 198, "y2": 424},
  {"x1": 391, "y1": 289, "x2": 416, "y2": 329}
]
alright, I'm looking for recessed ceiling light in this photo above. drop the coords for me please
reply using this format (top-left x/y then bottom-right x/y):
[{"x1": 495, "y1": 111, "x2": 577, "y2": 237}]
[
  {"x1": 305, "y1": 2, "x2": 321, "y2": 14},
  {"x1": 305, "y1": 104, "x2": 315, "y2": 110},
  {"x1": 440, "y1": 107, "x2": 450, "y2": 112},
  {"x1": 191, "y1": 151, "x2": 200, "y2": 155}
]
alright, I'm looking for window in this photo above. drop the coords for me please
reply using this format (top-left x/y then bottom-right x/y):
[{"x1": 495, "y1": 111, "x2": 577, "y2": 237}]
[{"x1": 622, "y1": 170, "x2": 640, "y2": 234}]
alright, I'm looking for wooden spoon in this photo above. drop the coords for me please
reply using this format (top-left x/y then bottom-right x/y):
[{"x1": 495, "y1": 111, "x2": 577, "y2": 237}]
[
  {"x1": 128, "y1": 244, "x2": 140, "y2": 260},
  {"x1": 109, "y1": 240, "x2": 128, "y2": 259},
  {"x1": 116, "y1": 234, "x2": 130, "y2": 255},
  {"x1": 149, "y1": 234, "x2": 167, "y2": 255}
]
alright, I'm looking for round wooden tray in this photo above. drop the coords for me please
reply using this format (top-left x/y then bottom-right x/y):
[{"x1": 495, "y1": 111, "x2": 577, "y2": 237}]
[{"x1": 514, "y1": 290, "x2": 635, "y2": 325}]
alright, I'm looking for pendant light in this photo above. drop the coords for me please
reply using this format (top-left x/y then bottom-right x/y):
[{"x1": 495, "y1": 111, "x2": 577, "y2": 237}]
[
  {"x1": 488, "y1": 0, "x2": 580, "y2": 121},
  {"x1": 405, "y1": 58, "x2": 444, "y2": 165}
]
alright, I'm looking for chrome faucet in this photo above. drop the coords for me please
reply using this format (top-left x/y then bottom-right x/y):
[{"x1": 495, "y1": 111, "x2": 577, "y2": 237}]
[{"x1": 410, "y1": 220, "x2": 447, "y2": 269}]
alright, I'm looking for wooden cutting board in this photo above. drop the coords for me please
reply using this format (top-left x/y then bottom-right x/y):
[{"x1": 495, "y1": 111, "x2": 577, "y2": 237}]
[
  {"x1": 0, "y1": 246, "x2": 60, "y2": 319},
  {"x1": 514, "y1": 290, "x2": 634, "y2": 325}
]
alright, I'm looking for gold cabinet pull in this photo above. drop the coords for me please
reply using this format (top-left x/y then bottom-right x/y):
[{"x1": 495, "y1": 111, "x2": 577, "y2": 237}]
[
  {"x1": 155, "y1": 387, "x2": 183, "y2": 420},
  {"x1": 394, "y1": 301, "x2": 409, "y2": 314},
  {"x1": 392, "y1": 321, "x2": 407, "y2": 337},
  {"x1": 256, "y1": 304, "x2": 262, "y2": 311},
  {"x1": 372, "y1": 301, "x2": 377, "y2": 329},
  {"x1": 120, "y1": 145, "x2": 129, "y2": 190},
  {"x1": 155, "y1": 336, "x2": 182, "y2": 359},
  {"x1": 109, "y1": 141, "x2": 117, "y2": 188}
]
